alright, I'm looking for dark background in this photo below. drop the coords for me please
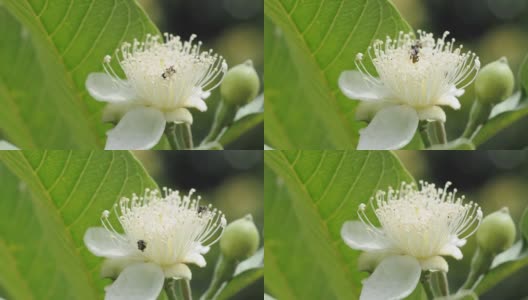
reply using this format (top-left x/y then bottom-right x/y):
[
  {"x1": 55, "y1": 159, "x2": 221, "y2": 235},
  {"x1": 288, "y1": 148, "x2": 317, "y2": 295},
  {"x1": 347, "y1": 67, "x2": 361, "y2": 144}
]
[
  {"x1": 135, "y1": 150, "x2": 264, "y2": 299},
  {"x1": 393, "y1": 0, "x2": 528, "y2": 149},
  {"x1": 397, "y1": 150, "x2": 528, "y2": 300},
  {"x1": 139, "y1": 0, "x2": 264, "y2": 149}
]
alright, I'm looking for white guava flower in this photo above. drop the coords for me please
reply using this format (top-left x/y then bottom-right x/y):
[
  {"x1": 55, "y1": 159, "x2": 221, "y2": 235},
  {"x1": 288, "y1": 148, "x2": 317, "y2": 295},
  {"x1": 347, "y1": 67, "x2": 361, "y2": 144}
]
[
  {"x1": 341, "y1": 181, "x2": 482, "y2": 300},
  {"x1": 339, "y1": 31, "x2": 480, "y2": 150},
  {"x1": 84, "y1": 188, "x2": 226, "y2": 300},
  {"x1": 86, "y1": 33, "x2": 227, "y2": 150}
]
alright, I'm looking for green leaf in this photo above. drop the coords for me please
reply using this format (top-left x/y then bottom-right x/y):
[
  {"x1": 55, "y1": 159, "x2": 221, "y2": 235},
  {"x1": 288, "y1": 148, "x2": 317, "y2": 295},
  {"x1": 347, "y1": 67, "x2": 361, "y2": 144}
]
[
  {"x1": 220, "y1": 113, "x2": 264, "y2": 147},
  {"x1": 521, "y1": 207, "x2": 528, "y2": 244},
  {"x1": 264, "y1": 151, "x2": 414, "y2": 299},
  {"x1": 519, "y1": 54, "x2": 528, "y2": 95},
  {"x1": 472, "y1": 100, "x2": 528, "y2": 146},
  {"x1": 264, "y1": 0, "x2": 411, "y2": 149},
  {"x1": 475, "y1": 250, "x2": 528, "y2": 295},
  {"x1": 0, "y1": 0, "x2": 159, "y2": 148},
  {"x1": 216, "y1": 268, "x2": 264, "y2": 300},
  {"x1": 0, "y1": 151, "x2": 157, "y2": 299}
]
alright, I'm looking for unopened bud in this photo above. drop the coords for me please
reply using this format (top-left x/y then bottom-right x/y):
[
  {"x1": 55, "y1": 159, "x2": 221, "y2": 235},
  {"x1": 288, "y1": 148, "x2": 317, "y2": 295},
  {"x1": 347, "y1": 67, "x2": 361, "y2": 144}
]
[
  {"x1": 477, "y1": 207, "x2": 516, "y2": 254},
  {"x1": 475, "y1": 57, "x2": 515, "y2": 105},
  {"x1": 221, "y1": 60, "x2": 260, "y2": 106},
  {"x1": 220, "y1": 214, "x2": 260, "y2": 261}
]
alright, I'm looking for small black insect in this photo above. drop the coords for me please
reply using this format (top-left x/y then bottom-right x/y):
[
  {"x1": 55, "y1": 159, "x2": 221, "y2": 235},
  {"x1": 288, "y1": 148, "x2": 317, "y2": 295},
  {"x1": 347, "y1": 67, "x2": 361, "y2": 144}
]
[
  {"x1": 410, "y1": 41, "x2": 422, "y2": 64},
  {"x1": 197, "y1": 205, "x2": 207, "y2": 214},
  {"x1": 161, "y1": 65, "x2": 176, "y2": 79},
  {"x1": 137, "y1": 240, "x2": 147, "y2": 252}
]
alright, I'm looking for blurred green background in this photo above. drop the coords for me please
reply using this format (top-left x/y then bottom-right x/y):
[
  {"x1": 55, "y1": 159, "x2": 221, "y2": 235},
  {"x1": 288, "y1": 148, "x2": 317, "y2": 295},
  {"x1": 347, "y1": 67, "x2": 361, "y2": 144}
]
[
  {"x1": 397, "y1": 150, "x2": 528, "y2": 300},
  {"x1": 138, "y1": 0, "x2": 264, "y2": 149},
  {"x1": 134, "y1": 150, "x2": 264, "y2": 299},
  {"x1": 392, "y1": 0, "x2": 528, "y2": 149}
]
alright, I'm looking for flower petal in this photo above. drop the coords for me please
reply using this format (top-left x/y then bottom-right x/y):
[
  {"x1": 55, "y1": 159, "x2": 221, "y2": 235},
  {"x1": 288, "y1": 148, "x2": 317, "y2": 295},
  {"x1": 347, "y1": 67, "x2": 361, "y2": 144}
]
[
  {"x1": 184, "y1": 252, "x2": 207, "y2": 267},
  {"x1": 0, "y1": 140, "x2": 19, "y2": 150},
  {"x1": 355, "y1": 102, "x2": 392, "y2": 122},
  {"x1": 360, "y1": 255, "x2": 421, "y2": 300},
  {"x1": 437, "y1": 87, "x2": 463, "y2": 110},
  {"x1": 419, "y1": 256, "x2": 448, "y2": 272},
  {"x1": 438, "y1": 243, "x2": 463, "y2": 260},
  {"x1": 341, "y1": 221, "x2": 389, "y2": 251},
  {"x1": 416, "y1": 106, "x2": 446, "y2": 122},
  {"x1": 164, "y1": 108, "x2": 193, "y2": 124},
  {"x1": 105, "y1": 263, "x2": 164, "y2": 300},
  {"x1": 102, "y1": 102, "x2": 138, "y2": 123},
  {"x1": 101, "y1": 257, "x2": 144, "y2": 278},
  {"x1": 86, "y1": 73, "x2": 135, "y2": 103},
  {"x1": 184, "y1": 94, "x2": 208, "y2": 112},
  {"x1": 357, "y1": 105, "x2": 419, "y2": 150},
  {"x1": 339, "y1": 71, "x2": 387, "y2": 101},
  {"x1": 84, "y1": 227, "x2": 131, "y2": 258},
  {"x1": 163, "y1": 263, "x2": 192, "y2": 280},
  {"x1": 105, "y1": 107, "x2": 166, "y2": 150}
]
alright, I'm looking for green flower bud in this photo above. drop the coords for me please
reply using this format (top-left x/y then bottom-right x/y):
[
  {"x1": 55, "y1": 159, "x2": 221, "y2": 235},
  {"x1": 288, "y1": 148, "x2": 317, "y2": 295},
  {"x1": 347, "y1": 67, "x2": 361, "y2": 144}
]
[
  {"x1": 475, "y1": 57, "x2": 515, "y2": 105},
  {"x1": 477, "y1": 207, "x2": 516, "y2": 254},
  {"x1": 221, "y1": 60, "x2": 260, "y2": 106},
  {"x1": 220, "y1": 214, "x2": 260, "y2": 261}
]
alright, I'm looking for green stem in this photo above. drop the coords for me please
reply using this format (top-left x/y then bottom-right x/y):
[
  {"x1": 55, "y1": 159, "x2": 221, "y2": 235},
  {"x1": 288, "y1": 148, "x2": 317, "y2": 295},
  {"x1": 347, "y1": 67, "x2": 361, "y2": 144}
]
[
  {"x1": 433, "y1": 271, "x2": 450, "y2": 296},
  {"x1": 165, "y1": 123, "x2": 194, "y2": 150},
  {"x1": 164, "y1": 279, "x2": 180, "y2": 300},
  {"x1": 201, "y1": 254, "x2": 237, "y2": 300},
  {"x1": 421, "y1": 272, "x2": 435, "y2": 300},
  {"x1": 202, "y1": 101, "x2": 238, "y2": 144},
  {"x1": 432, "y1": 121, "x2": 448, "y2": 145},
  {"x1": 419, "y1": 121, "x2": 432, "y2": 148},
  {"x1": 460, "y1": 246, "x2": 494, "y2": 291},
  {"x1": 180, "y1": 279, "x2": 193, "y2": 300},
  {"x1": 165, "y1": 123, "x2": 182, "y2": 150},
  {"x1": 462, "y1": 100, "x2": 493, "y2": 139}
]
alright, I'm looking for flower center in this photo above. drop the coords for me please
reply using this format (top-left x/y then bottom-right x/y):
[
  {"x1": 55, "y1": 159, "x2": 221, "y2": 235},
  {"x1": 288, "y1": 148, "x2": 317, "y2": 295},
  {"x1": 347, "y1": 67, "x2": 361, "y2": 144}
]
[
  {"x1": 358, "y1": 181, "x2": 482, "y2": 258},
  {"x1": 355, "y1": 31, "x2": 480, "y2": 108},
  {"x1": 101, "y1": 188, "x2": 226, "y2": 265},
  {"x1": 103, "y1": 33, "x2": 227, "y2": 110}
]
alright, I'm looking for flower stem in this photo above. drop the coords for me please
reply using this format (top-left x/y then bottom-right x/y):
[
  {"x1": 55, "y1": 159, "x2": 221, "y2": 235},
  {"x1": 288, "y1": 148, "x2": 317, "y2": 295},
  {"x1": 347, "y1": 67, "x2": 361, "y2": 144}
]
[
  {"x1": 164, "y1": 279, "x2": 181, "y2": 300},
  {"x1": 433, "y1": 271, "x2": 450, "y2": 296},
  {"x1": 201, "y1": 254, "x2": 237, "y2": 300},
  {"x1": 419, "y1": 121, "x2": 432, "y2": 148},
  {"x1": 202, "y1": 101, "x2": 238, "y2": 145},
  {"x1": 462, "y1": 100, "x2": 493, "y2": 139},
  {"x1": 165, "y1": 123, "x2": 194, "y2": 150},
  {"x1": 432, "y1": 121, "x2": 448, "y2": 144},
  {"x1": 180, "y1": 279, "x2": 193, "y2": 300},
  {"x1": 421, "y1": 272, "x2": 435, "y2": 300},
  {"x1": 460, "y1": 246, "x2": 494, "y2": 291}
]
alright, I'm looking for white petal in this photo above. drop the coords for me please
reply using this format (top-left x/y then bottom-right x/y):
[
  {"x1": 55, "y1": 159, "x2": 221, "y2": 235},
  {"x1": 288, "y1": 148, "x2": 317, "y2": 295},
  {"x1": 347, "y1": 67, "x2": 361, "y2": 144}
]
[
  {"x1": 339, "y1": 71, "x2": 387, "y2": 101},
  {"x1": 193, "y1": 242, "x2": 210, "y2": 254},
  {"x1": 360, "y1": 256, "x2": 421, "y2": 300},
  {"x1": 164, "y1": 108, "x2": 193, "y2": 124},
  {"x1": 86, "y1": 73, "x2": 135, "y2": 103},
  {"x1": 184, "y1": 94, "x2": 208, "y2": 112},
  {"x1": 102, "y1": 102, "x2": 138, "y2": 123},
  {"x1": 355, "y1": 102, "x2": 392, "y2": 122},
  {"x1": 0, "y1": 140, "x2": 19, "y2": 150},
  {"x1": 437, "y1": 87, "x2": 463, "y2": 110},
  {"x1": 416, "y1": 106, "x2": 446, "y2": 122},
  {"x1": 105, "y1": 263, "x2": 164, "y2": 300},
  {"x1": 184, "y1": 252, "x2": 206, "y2": 267},
  {"x1": 84, "y1": 227, "x2": 132, "y2": 258},
  {"x1": 419, "y1": 256, "x2": 448, "y2": 272},
  {"x1": 357, "y1": 105, "x2": 419, "y2": 150},
  {"x1": 341, "y1": 221, "x2": 389, "y2": 251},
  {"x1": 439, "y1": 243, "x2": 463, "y2": 260},
  {"x1": 105, "y1": 107, "x2": 166, "y2": 150},
  {"x1": 101, "y1": 257, "x2": 144, "y2": 278},
  {"x1": 163, "y1": 263, "x2": 192, "y2": 280}
]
